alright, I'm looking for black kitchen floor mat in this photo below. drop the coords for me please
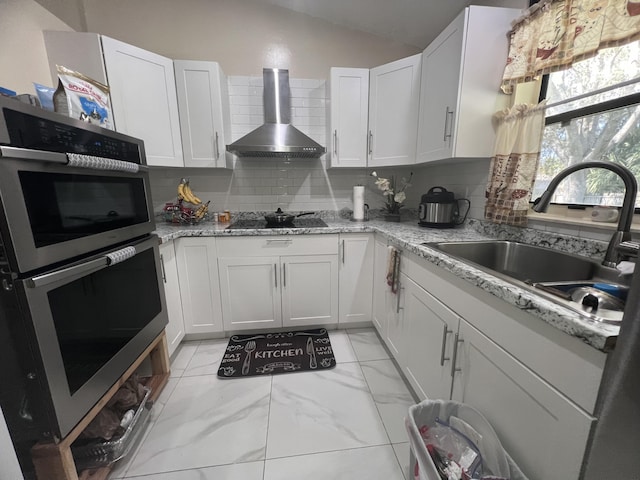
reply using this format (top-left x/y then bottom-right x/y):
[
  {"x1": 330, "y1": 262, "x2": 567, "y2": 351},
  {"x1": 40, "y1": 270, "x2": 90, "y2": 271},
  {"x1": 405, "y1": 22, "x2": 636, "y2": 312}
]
[{"x1": 217, "y1": 328, "x2": 336, "y2": 378}]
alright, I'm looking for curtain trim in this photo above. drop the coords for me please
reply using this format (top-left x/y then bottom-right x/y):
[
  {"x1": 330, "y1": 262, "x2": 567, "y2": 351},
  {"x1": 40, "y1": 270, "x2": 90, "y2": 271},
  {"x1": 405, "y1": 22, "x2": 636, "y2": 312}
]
[{"x1": 501, "y1": 0, "x2": 640, "y2": 93}]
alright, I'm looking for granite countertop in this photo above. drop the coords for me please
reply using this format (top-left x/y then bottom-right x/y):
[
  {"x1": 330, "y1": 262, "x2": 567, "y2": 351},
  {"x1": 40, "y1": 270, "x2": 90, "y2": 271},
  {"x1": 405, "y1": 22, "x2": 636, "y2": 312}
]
[{"x1": 154, "y1": 217, "x2": 619, "y2": 352}]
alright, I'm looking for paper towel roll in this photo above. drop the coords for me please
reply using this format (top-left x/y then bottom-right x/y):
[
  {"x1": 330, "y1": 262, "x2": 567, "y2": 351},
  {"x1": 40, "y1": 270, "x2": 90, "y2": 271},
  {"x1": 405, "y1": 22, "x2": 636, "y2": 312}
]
[{"x1": 353, "y1": 185, "x2": 365, "y2": 220}]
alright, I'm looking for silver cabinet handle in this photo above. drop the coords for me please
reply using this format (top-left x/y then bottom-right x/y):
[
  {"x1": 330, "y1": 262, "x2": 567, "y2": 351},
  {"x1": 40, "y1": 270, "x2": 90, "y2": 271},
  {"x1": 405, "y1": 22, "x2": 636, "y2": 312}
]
[
  {"x1": 450, "y1": 333, "x2": 463, "y2": 378},
  {"x1": 274, "y1": 263, "x2": 277, "y2": 288},
  {"x1": 440, "y1": 325, "x2": 452, "y2": 366},
  {"x1": 443, "y1": 107, "x2": 454, "y2": 142},
  {"x1": 333, "y1": 130, "x2": 338, "y2": 155},
  {"x1": 341, "y1": 239, "x2": 345, "y2": 264},
  {"x1": 266, "y1": 239, "x2": 292, "y2": 244},
  {"x1": 160, "y1": 253, "x2": 167, "y2": 283},
  {"x1": 368, "y1": 130, "x2": 373, "y2": 155},
  {"x1": 214, "y1": 131, "x2": 220, "y2": 159},
  {"x1": 396, "y1": 285, "x2": 404, "y2": 313},
  {"x1": 282, "y1": 263, "x2": 286, "y2": 287}
]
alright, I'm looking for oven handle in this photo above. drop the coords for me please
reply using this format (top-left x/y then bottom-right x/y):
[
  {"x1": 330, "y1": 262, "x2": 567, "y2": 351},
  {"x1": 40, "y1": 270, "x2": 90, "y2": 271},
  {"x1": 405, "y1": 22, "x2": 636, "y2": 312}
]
[
  {"x1": 25, "y1": 238, "x2": 155, "y2": 289},
  {"x1": 0, "y1": 146, "x2": 148, "y2": 172}
]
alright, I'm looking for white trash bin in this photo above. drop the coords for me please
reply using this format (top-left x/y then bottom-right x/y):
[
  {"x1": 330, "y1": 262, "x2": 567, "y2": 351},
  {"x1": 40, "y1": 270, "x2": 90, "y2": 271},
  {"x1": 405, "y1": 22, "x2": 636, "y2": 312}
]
[{"x1": 406, "y1": 399, "x2": 528, "y2": 480}]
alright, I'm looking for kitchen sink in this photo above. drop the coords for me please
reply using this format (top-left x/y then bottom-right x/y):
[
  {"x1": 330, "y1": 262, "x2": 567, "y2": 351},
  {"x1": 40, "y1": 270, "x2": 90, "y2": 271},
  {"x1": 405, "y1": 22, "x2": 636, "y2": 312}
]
[
  {"x1": 424, "y1": 240, "x2": 622, "y2": 283},
  {"x1": 423, "y1": 240, "x2": 630, "y2": 323}
]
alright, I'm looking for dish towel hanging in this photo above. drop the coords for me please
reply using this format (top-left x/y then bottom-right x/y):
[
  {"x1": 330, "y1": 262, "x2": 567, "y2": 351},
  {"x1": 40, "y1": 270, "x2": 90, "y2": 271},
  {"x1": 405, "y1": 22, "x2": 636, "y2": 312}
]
[{"x1": 386, "y1": 246, "x2": 400, "y2": 294}]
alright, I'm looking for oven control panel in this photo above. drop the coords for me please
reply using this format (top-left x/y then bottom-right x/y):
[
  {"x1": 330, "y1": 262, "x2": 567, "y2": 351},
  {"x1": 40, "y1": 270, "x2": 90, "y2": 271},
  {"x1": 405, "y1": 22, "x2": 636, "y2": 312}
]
[{"x1": 2, "y1": 108, "x2": 142, "y2": 163}]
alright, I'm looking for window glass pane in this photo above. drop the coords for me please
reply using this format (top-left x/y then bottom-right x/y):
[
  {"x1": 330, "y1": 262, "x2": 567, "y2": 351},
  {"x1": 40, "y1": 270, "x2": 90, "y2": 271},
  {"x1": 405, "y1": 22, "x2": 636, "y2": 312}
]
[
  {"x1": 546, "y1": 42, "x2": 640, "y2": 117},
  {"x1": 533, "y1": 42, "x2": 640, "y2": 206},
  {"x1": 533, "y1": 104, "x2": 640, "y2": 206}
]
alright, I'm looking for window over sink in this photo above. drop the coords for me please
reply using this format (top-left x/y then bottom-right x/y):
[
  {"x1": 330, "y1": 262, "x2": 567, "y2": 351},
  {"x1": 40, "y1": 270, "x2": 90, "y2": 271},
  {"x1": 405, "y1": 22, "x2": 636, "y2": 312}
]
[{"x1": 532, "y1": 41, "x2": 640, "y2": 208}]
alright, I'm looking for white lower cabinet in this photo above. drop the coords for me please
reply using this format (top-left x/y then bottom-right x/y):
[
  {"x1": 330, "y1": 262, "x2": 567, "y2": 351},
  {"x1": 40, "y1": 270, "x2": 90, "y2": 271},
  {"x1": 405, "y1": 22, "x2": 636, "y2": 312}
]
[
  {"x1": 451, "y1": 320, "x2": 595, "y2": 480},
  {"x1": 338, "y1": 234, "x2": 374, "y2": 326},
  {"x1": 403, "y1": 276, "x2": 458, "y2": 401},
  {"x1": 372, "y1": 235, "x2": 389, "y2": 334},
  {"x1": 217, "y1": 236, "x2": 339, "y2": 331},
  {"x1": 381, "y1": 250, "x2": 603, "y2": 480},
  {"x1": 174, "y1": 237, "x2": 224, "y2": 335},
  {"x1": 218, "y1": 256, "x2": 281, "y2": 331},
  {"x1": 385, "y1": 272, "x2": 407, "y2": 364},
  {"x1": 281, "y1": 255, "x2": 338, "y2": 328},
  {"x1": 159, "y1": 241, "x2": 185, "y2": 356}
]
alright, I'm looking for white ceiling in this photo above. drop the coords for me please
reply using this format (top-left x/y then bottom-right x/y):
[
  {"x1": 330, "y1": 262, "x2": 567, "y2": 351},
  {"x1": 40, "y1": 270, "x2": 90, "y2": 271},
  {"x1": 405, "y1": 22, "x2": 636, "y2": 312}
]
[{"x1": 262, "y1": 0, "x2": 528, "y2": 49}]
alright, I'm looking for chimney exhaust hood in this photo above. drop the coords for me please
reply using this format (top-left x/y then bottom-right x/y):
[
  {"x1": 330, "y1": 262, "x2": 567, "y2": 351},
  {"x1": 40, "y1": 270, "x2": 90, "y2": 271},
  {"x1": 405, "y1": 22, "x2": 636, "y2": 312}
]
[{"x1": 226, "y1": 68, "x2": 326, "y2": 158}]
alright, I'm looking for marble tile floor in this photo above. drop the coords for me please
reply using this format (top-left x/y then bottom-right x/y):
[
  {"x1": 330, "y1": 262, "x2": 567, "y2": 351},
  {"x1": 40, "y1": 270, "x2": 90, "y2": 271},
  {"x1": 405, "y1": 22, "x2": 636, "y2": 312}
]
[{"x1": 109, "y1": 328, "x2": 416, "y2": 480}]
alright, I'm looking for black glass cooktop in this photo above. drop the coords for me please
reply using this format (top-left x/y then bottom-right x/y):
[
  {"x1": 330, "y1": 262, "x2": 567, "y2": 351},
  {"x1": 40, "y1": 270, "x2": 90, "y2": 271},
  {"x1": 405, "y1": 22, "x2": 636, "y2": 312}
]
[{"x1": 226, "y1": 218, "x2": 329, "y2": 229}]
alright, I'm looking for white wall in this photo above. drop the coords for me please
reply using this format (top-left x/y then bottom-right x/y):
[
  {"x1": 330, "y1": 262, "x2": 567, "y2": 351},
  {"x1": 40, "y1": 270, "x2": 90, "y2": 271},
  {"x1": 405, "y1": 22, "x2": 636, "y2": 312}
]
[
  {"x1": 0, "y1": 0, "x2": 73, "y2": 93},
  {"x1": 81, "y1": 0, "x2": 421, "y2": 78}
]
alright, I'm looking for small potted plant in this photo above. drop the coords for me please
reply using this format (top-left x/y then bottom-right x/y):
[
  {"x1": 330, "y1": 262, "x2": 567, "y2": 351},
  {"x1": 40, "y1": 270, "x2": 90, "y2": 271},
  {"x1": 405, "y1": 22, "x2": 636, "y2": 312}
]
[{"x1": 371, "y1": 171, "x2": 413, "y2": 222}]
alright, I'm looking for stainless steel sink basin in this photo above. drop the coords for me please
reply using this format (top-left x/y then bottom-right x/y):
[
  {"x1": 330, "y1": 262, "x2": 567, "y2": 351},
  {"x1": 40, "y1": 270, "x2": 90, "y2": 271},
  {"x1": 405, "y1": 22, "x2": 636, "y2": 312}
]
[
  {"x1": 423, "y1": 240, "x2": 629, "y2": 324},
  {"x1": 424, "y1": 240, "x2": 620, "y2": 283}
]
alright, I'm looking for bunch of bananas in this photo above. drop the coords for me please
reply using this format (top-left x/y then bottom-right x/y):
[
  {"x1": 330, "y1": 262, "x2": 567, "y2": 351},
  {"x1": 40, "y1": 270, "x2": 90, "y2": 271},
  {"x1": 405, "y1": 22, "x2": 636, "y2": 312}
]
[
  {"x1": 175, "y1": 178, "x2": 210, "y2": 222},
  {"x1": 177, "y1": 178, "x2": 201, "y2": 205}
]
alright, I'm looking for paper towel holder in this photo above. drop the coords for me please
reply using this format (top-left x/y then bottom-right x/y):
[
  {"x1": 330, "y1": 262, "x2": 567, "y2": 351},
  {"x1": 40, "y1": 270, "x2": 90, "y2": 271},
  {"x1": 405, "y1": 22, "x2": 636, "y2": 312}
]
[{"x1": 350, "y1": 203, "x2": 370, "y2": 222}]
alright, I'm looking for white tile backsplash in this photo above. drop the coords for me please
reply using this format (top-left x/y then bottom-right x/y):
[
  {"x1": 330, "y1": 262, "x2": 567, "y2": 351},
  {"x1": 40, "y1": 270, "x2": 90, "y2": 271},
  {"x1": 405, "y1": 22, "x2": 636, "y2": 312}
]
[{"x1": 149, "y1": 74, "x2": 589, "y2": 242}]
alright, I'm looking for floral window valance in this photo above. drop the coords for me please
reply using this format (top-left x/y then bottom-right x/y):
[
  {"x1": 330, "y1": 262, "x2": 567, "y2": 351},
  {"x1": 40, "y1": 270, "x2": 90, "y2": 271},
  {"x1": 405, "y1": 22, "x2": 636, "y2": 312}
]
[{"x1": 502, "y1": 0, "x2": 640, "y2": 93}]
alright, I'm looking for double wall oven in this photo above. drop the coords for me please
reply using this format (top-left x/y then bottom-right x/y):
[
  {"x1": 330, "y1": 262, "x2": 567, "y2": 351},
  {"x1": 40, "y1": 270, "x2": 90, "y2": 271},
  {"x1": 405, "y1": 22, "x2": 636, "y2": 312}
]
[{"x1": 0, "y1": 97, "x2": 167, "y2": 476}]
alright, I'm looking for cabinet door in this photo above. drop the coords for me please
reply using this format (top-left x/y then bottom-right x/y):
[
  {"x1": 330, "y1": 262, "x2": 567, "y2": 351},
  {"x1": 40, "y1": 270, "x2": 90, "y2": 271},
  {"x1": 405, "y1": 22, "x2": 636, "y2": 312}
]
[
  {"x1": 101, "y1": 36, "x2": 183, "y2": 167},
  {"x1": 159, "y1": 242, "x2": 185, "y2": 356},
  {"x1": 338, "y1": 234, "x2": 373, "y2": 325},
  {"x1": 175, "y1": 237, "x2": 223, "y2": 334},
  {"x1": 416, "y1": 13, "x2": 464, "y2": 163},
  {"x1": 368, "y1": 54, "x2": 421, "y2": 167},
  {"x1": 281, "y1": 255, "x2": 338, "y2": 328},
  {"x1": 385, "y1": 272, "x2": 407, "y2": 367},
  {"x1": 403, "y1": 277, "x2": 458, "y2": 401},
  {"x1": 174, "y1": 60, "x2": 233, "y2": 169},
  {"x1": 328, "y1": 68, "x2": 369, "y2": 168},
  {"x1": 452, "y1": 320, "x2": 595, "y2": 480},
  {"x1": 218, "y1": 256, "x2": 282, "y2": 331},
  {"x1": 372, "y1": 236, "x2": 388, "y2": 335}
]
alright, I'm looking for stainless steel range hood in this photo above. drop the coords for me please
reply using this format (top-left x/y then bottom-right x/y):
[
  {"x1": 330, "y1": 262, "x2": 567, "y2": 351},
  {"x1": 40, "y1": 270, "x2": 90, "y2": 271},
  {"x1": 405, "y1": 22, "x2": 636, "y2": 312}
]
[{"x1": 226, "y1": 69, "x2": 326, "y2": 158}]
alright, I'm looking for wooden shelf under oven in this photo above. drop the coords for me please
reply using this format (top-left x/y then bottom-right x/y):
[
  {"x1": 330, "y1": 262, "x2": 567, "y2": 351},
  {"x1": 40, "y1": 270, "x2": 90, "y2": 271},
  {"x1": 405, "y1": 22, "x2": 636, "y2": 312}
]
[{"x1": 31, "y1": 330, "x2": 171, "y2": 480}]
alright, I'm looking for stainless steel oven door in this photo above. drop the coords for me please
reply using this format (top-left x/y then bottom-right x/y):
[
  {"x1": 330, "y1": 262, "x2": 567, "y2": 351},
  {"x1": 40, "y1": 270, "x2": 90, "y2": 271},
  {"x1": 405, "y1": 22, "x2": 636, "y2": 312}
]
[
  {"x1": 0, "y1": 146, "x2": 155, "y2": 274},
  {"x1": 15, "y1": 234, "x2": 167, "y2": 439}
]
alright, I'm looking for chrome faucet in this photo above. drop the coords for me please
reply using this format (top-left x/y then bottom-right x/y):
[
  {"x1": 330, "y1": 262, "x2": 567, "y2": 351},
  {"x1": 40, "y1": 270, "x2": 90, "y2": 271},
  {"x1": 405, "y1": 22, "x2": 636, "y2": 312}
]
[{"x1": 532, "y1": 161, "x2": 638, "y2": 267}]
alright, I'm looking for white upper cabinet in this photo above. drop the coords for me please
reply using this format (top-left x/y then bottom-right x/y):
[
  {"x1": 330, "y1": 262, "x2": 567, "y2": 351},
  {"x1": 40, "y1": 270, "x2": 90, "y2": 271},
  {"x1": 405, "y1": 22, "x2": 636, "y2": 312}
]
[
  {"x1": 43, "y1": 32, "x2": 184, "y2": 167},
  {"x1": 416, "y1": 6, "x2": 520, "y2": 163},
  {"x1": 174, "y1": 60, "x2": 233, "y2": 168},
  {"x1": 327, "y1": 68, "x2": 370, "y2": 168},
  {"x1": 368, "y1": 54, "x2": 422, "y2": 167}
]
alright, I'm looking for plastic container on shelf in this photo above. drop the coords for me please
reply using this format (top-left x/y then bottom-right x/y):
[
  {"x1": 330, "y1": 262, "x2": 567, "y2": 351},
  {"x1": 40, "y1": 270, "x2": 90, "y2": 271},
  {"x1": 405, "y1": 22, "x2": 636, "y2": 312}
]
[
  {"x1": 406, "y1": 399, "x2": 528, "y2": 480},
  {"x1": 72, "y1": 386, "x2": 152, "y2": 471}
]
